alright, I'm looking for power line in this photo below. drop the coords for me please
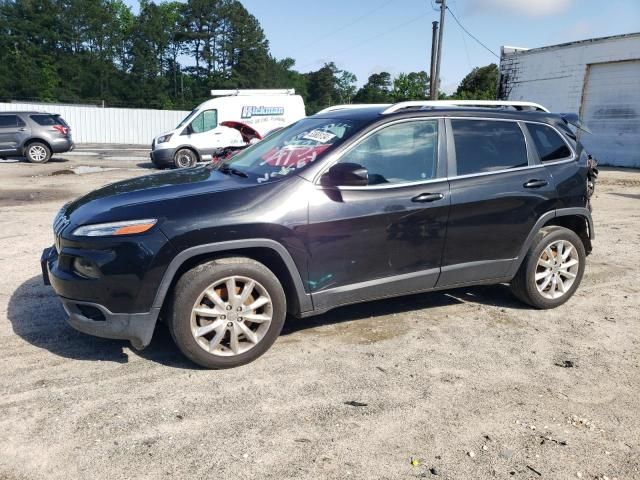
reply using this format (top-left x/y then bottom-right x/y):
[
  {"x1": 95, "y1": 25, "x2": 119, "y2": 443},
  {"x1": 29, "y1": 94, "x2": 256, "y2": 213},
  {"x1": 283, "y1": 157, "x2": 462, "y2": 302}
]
[
  {"x1": 298, "y1": 0, "x2": 396, "y2": 51},
  {"x1": 299, "y1": 13, "x2": 430, "y2": 71},
  {"x1": 446, "y1": 6, "x2": 500, "y2": 59}
]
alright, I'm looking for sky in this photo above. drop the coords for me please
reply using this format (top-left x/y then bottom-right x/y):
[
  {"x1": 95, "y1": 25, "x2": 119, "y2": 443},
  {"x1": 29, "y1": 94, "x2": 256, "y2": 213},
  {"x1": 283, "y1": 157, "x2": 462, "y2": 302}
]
[{"x1": 126, "y1": 0, "x2": 640, "y2": 94}]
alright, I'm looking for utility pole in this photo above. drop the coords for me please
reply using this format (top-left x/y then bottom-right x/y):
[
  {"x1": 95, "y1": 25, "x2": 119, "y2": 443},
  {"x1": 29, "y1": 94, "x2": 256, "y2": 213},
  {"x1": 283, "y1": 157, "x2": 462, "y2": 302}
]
[
  {"x1": 433, "y1": 0, "x2": 446, "y2": 100},
  {"x1": 429, "y1": 21, "x2": 439, "y2": 100}
]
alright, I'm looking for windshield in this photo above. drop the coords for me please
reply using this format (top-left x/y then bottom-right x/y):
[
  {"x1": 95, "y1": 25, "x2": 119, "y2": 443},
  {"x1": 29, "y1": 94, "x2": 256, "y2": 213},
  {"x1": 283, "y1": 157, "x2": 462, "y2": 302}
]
[
  {"x1": 176, "y1": 109, "x2": 198, "y2": 129},
  {"x1": 224, "y1": 117, "x2": 361, "y2": 183}
]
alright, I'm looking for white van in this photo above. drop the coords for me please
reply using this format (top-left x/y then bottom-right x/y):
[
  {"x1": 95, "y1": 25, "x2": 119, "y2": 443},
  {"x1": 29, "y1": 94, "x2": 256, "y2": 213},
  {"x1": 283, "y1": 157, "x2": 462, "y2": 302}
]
[{"x1": 150, "y1": 89, "x2": 306, "y2": 168}]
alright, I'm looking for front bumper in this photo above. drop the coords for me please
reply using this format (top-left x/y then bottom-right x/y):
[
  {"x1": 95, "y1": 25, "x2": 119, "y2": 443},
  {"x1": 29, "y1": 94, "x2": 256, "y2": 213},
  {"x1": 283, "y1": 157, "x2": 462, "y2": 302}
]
[
  {"x1": 150, "y1": 147, "x2": 174, "y2": 167},
  {"x1": 41, "y1": 245, "x2": 160, "y2": 349}
]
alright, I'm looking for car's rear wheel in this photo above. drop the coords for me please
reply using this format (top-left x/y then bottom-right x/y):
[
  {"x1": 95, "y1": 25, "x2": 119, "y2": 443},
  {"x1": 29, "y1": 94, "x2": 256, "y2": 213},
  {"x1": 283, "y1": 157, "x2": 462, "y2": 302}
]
[
  {"x1": 168, "y1": 257, "x2": 286, "y2": 369},
  {"x1": 174, "y1": 148, "x2": 198, "y2": 168},
  {"x1": 25, "y1": 142, "x2": 51, "y2": 163},
  {"x1": 510, "y1": 226, "x2": 586, "y2": 309}
]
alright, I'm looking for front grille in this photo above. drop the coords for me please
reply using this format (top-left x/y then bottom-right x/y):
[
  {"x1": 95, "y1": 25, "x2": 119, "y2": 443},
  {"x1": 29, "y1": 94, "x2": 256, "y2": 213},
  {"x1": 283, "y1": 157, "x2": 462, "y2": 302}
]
[{"x1": 53, "y1": 206, "x2": 70, "y2": 235}]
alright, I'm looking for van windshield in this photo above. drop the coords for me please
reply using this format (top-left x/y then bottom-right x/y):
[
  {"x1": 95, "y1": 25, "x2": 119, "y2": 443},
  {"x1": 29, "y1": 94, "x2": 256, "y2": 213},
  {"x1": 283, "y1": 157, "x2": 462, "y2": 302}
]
[
  {"x1": 223, "y1": 118, "x2": 361, "y2": 183},
  {"x1": 176, "y1": 109, "x2": 198, "y2": 129}
]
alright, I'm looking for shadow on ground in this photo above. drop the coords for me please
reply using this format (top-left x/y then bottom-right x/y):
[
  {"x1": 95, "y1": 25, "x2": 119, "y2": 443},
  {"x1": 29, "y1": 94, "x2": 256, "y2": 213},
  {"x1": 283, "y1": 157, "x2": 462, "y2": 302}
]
[{"x1": 9, "y1": 275, "x2": 525, "y2": 366}]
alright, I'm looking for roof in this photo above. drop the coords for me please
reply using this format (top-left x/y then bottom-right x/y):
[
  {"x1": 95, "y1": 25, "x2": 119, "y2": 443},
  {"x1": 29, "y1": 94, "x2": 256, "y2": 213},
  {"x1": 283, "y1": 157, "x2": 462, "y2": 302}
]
[
  {"x1": 501, "y1": 32, "x2": 640, "y2": 57},
  {"x1": 0, "y1": 111, "x2": 51, "y2": 115}
]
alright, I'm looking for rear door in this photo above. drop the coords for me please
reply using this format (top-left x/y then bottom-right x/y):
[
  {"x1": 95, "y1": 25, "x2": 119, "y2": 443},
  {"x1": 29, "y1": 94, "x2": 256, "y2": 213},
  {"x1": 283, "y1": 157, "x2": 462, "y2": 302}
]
[
  {"x1": 438, "y1": 117, "x2": 556, "y2": 286},
  {"x1": 0, "y1": 114, "x2": 27, "y2": 152},
  {"x1": 307, "y1": 118, "x2": 450, "y2": 309}
]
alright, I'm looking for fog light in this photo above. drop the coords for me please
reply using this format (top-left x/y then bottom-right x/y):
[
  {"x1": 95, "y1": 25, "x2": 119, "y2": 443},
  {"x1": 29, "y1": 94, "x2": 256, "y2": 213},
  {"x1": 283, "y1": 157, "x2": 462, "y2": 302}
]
[{"x1": 73, "y1": 257, "x2": 101, "y2": 279}]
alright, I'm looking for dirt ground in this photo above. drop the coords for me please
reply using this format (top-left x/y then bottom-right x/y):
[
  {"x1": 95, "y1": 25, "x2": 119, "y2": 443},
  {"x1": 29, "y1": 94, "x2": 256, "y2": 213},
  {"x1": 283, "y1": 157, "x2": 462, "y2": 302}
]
[{"x1": 0, "y1": 149, "x2": 639, "y2": 480}]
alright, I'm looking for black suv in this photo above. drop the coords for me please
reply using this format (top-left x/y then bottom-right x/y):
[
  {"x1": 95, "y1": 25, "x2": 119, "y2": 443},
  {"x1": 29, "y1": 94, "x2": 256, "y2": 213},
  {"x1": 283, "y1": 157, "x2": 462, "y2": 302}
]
[
  {"x1": 0, "y1": 111, "x2": 73, "y2": 163},
  {"x1": 41, "y1": 101, "x2": 595, "y2": 369}
]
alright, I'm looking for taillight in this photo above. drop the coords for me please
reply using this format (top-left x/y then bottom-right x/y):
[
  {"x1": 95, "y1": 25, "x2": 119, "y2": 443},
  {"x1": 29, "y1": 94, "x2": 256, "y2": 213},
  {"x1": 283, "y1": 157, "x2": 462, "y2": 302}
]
[{"x1": 52, "y1": 124, "x2": 69, "y2": 135}]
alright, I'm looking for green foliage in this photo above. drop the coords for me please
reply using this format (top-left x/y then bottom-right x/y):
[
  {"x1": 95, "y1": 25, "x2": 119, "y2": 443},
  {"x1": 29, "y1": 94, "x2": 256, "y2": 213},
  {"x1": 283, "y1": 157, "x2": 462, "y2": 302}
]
[
  {"x1": 353, "y1": 72, "x2": 393, "y2": 103},
  {"x1": 392, "y1": 71, "x2": 429, "y2": 102},
  {"x1": 449, "y1": 63, "x2": 499, "y2": 100}
]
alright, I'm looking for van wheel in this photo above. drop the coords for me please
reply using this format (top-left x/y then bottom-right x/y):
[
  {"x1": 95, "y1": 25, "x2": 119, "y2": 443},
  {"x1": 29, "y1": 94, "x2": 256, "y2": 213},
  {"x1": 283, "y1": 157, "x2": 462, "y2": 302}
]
[
  {"x1": 167, "y1": 257, "x2": 286, "y2": 369},
  {"x1": 25, "y1": 142, "x2": 51, "y2": 163},
  {"x1": 510, "y1": 226, "x2": 586, "y2": 309},
  {"x1": 174, "y1": 148, "x2": 197, "y2": 168}
]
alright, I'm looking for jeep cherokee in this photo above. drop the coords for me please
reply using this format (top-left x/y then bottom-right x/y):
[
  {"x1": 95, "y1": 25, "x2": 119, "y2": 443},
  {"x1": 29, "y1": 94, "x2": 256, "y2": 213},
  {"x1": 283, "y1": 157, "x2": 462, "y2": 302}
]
[{"x1": 41, "y1": 101, "x2": 595, "y2": 369}]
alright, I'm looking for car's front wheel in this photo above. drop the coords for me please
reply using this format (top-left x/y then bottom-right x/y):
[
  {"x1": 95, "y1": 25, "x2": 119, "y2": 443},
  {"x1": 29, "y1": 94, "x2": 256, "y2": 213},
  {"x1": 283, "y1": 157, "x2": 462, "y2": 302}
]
[
  {"x1": 168, "y1": 257, "x2": 286, "y2": 369},
  {"x1": 510, "y1": 226, "x2": 586, "y2": 309},
  {"x1": 174, "y1": 148, "x2": 198, "y2": 168},
  {"x1": 25, "y1": 142, "x2": 51, "y2": 163}
]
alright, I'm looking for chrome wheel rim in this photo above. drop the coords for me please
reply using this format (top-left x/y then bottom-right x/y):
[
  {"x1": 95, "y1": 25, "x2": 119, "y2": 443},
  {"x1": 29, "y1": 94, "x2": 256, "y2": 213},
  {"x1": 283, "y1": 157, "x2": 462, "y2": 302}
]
[
  {"x1": 29, "y1": 145, "x2": 47, "y2": 161},
  {"x1": 175, "y1": 151, "x2": 194, "y2": 168},
  {"x1": 535, "y1": 240, "x2": 579, "y2": 299},
  {"x1": 190, "y1": 276, "x2": 273, "y2": 356}
]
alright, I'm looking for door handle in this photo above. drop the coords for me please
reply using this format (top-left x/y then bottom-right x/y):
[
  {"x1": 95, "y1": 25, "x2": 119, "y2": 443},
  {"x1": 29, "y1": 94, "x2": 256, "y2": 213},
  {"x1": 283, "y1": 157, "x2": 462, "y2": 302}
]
[
  {"x1": 412, "y1": 192, "x2": 445, "y2": 203},
  {"x1": 523, "y1": 179, "x2": 549, "y2": 189},
  {"x1": 18, "y1": 128, "x2": 27, "y2": 132}
]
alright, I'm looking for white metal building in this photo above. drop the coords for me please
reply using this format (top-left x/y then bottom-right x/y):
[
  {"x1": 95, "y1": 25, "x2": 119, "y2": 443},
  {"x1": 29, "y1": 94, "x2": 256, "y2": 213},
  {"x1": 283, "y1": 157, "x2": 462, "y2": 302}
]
[
  {"x1": 0, "y1": 102, "x2": 189, "y2": 145},
  {"x1": 499, "y1": 33, "x2": 640, "y2": 167}
]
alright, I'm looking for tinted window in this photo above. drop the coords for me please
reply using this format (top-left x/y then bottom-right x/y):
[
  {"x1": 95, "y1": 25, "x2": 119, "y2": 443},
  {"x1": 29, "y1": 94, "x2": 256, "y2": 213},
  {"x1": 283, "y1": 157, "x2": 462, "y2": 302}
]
[
  {"x1": 527, "y1": 123, "x2": 572, "y2": 161},
  {"x1": 190, "y1": 109, "x2": 217, "y2": 133},
  {"x1": 337, "y1": 120, "x2": 438, "y2": 185},
  {"x1": 0, "y1": 115, "x2": 21, "y2": 128},
  {"x1": 451, "y1": 119, "x2": 528, "y2": 175},
  {"x1": 30, "y1": 114, "x2": 65, "y2": 126}
]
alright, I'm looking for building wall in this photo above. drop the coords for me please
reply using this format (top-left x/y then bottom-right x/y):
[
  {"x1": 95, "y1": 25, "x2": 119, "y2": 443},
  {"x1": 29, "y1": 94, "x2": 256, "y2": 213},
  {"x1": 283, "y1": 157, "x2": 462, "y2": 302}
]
[
  {"x1": 0, "y1": 102, "x2": 190, "y2": 145},
  {"x1": 499, "y1": 34, "x2": 640, "y2": 167}
]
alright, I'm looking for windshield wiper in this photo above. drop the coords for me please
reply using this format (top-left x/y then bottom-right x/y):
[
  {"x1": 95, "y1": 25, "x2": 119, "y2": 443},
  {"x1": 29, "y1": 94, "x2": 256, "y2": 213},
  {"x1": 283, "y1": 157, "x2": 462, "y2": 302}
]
[{"x1": 217, "y1": 164, "x2": 249, "y2": 178}]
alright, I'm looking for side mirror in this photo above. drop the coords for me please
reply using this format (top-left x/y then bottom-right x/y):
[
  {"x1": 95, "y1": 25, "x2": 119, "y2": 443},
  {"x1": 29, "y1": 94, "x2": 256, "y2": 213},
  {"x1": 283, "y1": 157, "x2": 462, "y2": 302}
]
[{"x1": 325, "y1": 163, "x2": 369, "y2": 187}]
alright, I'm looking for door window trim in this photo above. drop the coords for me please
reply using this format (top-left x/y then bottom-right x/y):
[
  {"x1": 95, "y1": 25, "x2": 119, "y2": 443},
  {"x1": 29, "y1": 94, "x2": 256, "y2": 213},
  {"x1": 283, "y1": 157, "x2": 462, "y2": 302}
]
[
  {"x1": 522, "y1": 120, "x2": 577, "y2": 165},
  {"x1": 313, "y1": 117, "x2": 446, "y2": 190}
]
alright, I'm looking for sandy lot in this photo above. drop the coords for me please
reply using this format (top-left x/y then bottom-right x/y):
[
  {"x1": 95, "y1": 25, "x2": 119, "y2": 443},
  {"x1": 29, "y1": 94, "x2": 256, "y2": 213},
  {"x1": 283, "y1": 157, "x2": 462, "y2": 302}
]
[{"x1": 0, "y1": 149, "x2": 639, "y2": 480}]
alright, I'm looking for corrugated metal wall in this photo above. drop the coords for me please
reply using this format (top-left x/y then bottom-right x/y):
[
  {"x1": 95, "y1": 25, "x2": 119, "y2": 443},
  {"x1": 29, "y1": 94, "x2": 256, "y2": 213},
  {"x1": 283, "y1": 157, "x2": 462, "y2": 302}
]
[{"x1": 0, "y1": 102, "x2": 189, "y2": 145}]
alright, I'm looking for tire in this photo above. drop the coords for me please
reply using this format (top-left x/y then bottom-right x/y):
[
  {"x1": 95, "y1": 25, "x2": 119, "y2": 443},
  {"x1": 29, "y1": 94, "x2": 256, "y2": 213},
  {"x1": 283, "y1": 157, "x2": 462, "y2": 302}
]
[
  {"x1": 510, "y1": 226, "x2": 586, "y2": 309},
  {"x1": 167, "y1": 257, "x2": 287, "y2": 369},
  {"x1": 174, "y1": 148, "x2": 198, "y2": 168},
  {"x1": 25, "y1": 142, "x2": 51, "y2": 163}
]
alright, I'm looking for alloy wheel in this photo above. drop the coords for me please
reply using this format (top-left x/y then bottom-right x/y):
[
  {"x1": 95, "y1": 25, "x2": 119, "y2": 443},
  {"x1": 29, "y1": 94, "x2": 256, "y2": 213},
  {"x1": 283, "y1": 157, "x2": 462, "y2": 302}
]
[
  {"x1": 190, "y1": 276, "x2": 273, "y2": 356},
  {"x1": 29, "y1": 145, "x2": 47, "y2": 162},
  {"x1": 535, "y1": 239, "x2": 580, "y2": 299}
]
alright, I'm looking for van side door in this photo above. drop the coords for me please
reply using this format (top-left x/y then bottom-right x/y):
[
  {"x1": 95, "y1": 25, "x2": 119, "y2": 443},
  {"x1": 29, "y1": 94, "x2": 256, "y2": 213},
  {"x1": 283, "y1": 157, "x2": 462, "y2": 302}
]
[{"x1": 438, "y1": 117, "x2": 556, "y2": 286}]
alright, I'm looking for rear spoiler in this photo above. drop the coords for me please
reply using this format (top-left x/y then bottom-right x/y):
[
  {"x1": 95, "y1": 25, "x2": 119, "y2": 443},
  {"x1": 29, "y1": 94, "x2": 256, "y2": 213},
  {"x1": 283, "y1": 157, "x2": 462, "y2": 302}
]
[{"x1": 560, "y1": 113, "x2": 591, "y2": 134}]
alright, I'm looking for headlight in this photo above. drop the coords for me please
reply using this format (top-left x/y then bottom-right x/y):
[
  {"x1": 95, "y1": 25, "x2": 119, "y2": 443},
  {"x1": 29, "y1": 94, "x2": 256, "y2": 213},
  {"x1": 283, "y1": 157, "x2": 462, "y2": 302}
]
[
  {"x1": 157, "y1": 134, "x2": 173, "y2": 144},
  {"x1": 73, "y1": 219, "x2": 157, "y2": 237}
]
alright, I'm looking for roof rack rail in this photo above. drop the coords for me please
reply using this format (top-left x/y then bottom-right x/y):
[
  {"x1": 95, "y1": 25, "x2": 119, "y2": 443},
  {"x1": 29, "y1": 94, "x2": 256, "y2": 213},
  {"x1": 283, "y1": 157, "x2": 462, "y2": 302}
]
[
  {"x1": 381, "y1": 100, "x2": 550, "y2": 114},
  {"x1": 317, "y1": 103, "x2": 391, "y2": 114},
  {"x1": 210, "y1": 89, "x2": 296, "y2": 96}
]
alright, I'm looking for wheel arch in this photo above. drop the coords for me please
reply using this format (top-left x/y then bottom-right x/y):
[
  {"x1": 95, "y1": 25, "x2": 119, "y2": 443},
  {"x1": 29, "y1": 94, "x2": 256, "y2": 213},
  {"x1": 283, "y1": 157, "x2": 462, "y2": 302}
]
[
  {"x1": 153, "y1": 239, "x2": 312, "y2": 317},
  {"x1": 174, "y1": 145, "x2": 201, "y2": 162},
  {"x1": 507, "y1": 208, "x2": 594, "y2": 278},
  {"x1": 22, "y1": 138, "x2": 52, "y2": 155}
]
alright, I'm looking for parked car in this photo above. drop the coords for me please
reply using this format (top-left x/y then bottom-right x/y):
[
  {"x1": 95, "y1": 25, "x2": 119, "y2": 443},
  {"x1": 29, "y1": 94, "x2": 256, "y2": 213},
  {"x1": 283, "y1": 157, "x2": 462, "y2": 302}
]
[
  {"x1": 0, "y1": 111, "x2": 73, "y2": 163},
  {"x1": 150, "y1": 89, "x2": 305, "y2": 169},
  {"x1": 42, "y1": 100, "x2": 596, "y2": 369}
]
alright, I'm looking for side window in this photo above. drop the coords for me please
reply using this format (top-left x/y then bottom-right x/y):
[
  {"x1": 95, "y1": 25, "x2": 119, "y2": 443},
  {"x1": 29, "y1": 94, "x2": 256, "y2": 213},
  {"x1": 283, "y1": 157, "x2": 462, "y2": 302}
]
[
  {"x1": 337, "y1": 120, "x2": 438, "y2": 185},
  {"x1": 190, "y1": 110, "x2": 217, "y2": 133},
  {"x1": 0, "y1": 115, "x2": 20, "y2": 128},
  {"x1": 451, "y1": 119, "x2": 528, "y2": 176},
  {"x1": 527, "y1": 123, "x2": 572, "y2": 162}
]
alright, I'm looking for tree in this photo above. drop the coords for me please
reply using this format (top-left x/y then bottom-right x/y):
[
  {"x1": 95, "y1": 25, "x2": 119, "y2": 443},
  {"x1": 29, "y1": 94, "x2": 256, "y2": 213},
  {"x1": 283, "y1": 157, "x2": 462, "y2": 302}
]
[
  {"x1": 392, "y1": 71, "x2": 429, "y2": 102},
  {"x1": 353, "y1": 72, "x2": 393, "y2": 103},
  {"x1": 450, "y1": 63, "x2": 499, "y2": 100}
]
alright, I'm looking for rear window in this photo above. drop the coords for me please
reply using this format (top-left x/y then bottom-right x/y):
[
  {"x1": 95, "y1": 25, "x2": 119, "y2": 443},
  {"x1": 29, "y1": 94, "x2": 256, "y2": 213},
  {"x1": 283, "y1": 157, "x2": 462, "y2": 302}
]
[
  {"x1": 451, "y1": 119, "x2": 528, "y2": 176},
  {"x1": 0, "y1": 115, "x2": 23, "y2": 128},
  {"x1": 527, "y1": 123, "x2": 572, "y2": 162},
  {"x1": 30, "y1": 114, "x2": 66, "y2": 126}
]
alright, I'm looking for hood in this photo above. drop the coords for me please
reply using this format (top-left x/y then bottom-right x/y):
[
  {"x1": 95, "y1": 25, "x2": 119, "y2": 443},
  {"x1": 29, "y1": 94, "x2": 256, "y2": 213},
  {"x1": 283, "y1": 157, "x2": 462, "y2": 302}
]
[{"x1": 64, "y1": 166, "x2": 248, "y2": 227}]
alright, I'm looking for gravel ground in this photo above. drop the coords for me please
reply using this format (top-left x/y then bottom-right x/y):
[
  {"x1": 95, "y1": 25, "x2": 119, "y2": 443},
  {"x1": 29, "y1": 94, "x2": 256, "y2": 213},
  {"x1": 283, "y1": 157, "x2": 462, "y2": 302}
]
[{"x1": 0, "y1": 150, "x2": 639, "y2": 480}]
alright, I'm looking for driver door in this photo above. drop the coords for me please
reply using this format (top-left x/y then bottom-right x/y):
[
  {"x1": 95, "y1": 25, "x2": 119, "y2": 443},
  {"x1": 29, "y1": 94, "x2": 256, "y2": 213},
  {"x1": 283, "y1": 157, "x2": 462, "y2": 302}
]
[
  {"x1": 306, "y1": 119, "x2": 450, "y2": 310},
  {"x1": 183, "y1": 109, "x2": 222, "y2": 154}
]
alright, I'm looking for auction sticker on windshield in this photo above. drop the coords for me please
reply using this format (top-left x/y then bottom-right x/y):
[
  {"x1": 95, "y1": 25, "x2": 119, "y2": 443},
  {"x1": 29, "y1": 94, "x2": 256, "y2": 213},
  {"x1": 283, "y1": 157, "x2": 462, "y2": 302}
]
[{"x1": 302, "y1": 130, "x2": 337, "y2": 143}]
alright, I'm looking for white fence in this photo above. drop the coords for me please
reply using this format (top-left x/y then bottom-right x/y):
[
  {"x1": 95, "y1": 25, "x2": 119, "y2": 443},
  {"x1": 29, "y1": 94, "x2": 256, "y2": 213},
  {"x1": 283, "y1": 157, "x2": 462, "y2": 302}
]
[{"x1": 0, "y1": 102, "x2": 190, "y2": 145}]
